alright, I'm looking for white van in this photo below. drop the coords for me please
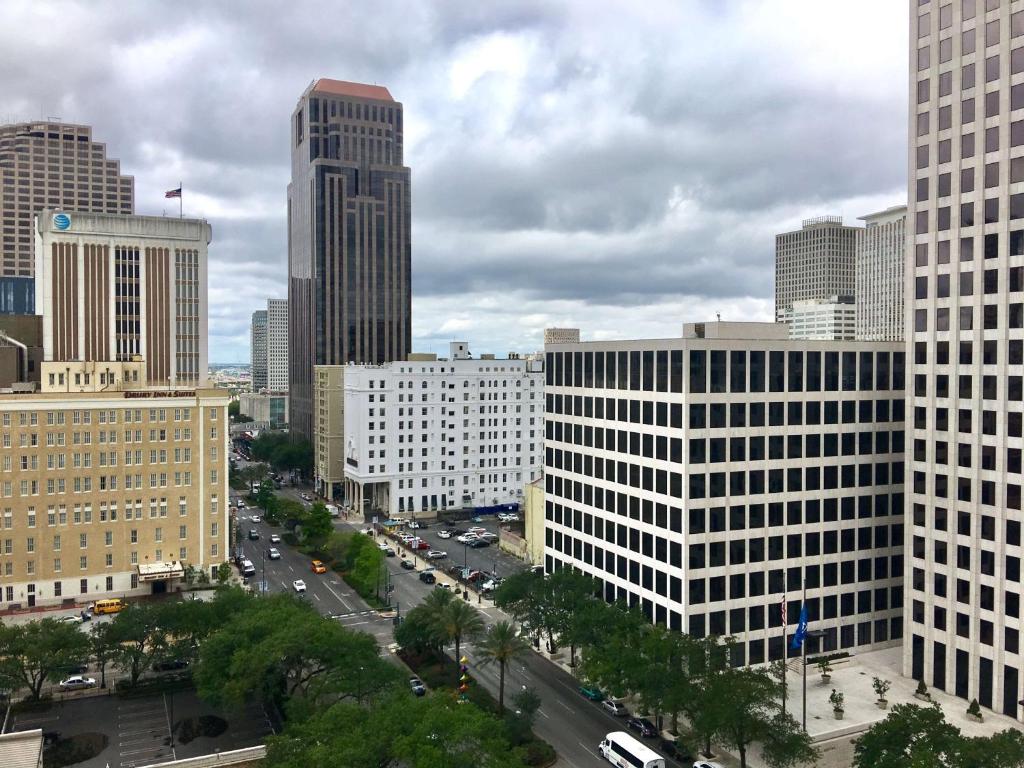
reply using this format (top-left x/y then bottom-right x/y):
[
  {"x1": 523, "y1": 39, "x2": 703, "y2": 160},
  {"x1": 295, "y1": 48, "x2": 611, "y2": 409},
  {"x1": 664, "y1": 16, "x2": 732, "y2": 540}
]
[{"x1": 241, "y1": 559, "x2": 256, "y2": 577}]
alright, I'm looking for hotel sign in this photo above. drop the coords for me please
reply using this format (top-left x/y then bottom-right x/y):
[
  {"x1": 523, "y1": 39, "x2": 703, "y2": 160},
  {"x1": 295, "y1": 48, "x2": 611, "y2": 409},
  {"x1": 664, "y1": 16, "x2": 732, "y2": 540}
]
[{"x1": 124, "y1": 390, "x2": 196, "y2": 399}]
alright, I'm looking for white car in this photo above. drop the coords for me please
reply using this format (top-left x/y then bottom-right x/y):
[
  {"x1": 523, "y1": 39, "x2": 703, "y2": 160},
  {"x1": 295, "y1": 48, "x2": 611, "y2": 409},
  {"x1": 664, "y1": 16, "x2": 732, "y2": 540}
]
[
  {"x1": 426, "y1": 550, "x2": 448, "y2": 560},
  {"x1": 408, "y1": 521, "x2": 423, "y2": 529},
  {"x1": 268, "y1": 547, "x2": 281, "y2": 560},
  {"x1": 270, "y1": 534, "x2": 281, "y2": 544},
  {"x1": 437, "y1": 530, "x2": 453, "y2": 539},
  {"x1": 693, "y1": 763, "x2": 725, "y2": 768},
  {"x1": 57, "y1": 614, "x2": 84, "y2": 625},
  {"x1": 479, "y1": 532, "x2": 499, "y2": 542},
  {"x1": 237, "y1": 500, "x2": 246, "y2": 509},
  {"x1": 456, "y1": 534, "x2": 479, "y2": 544},
  {"x1": 59, "y1": 675, "x2": 97, "y2": 691},
  {"x1": 293, "y1": 579, "x2": 307, "y2": 593},
  {"x1": 301, "y1": 493, "x2": 312, "y2": 502},
  {"x1": 250, "y1": 515, "x2": 261, "y2": 524},
  {"x1": 468, "y1": 526, "x2": 487, "y2": 535}
]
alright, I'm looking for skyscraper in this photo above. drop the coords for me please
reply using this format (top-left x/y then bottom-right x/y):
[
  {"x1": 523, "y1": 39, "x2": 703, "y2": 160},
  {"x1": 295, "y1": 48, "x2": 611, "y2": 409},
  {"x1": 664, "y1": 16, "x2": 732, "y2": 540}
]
[
  {"x1": 775, "y1": 216, "x2": 859, "y2": 323},
  {"x1": 35, "y1": 209, "x2": 210, "y2": 386},
  {"x1": 251, "y1": 309, "x2": 267, "y2": 390},
  {"x1": 856, "y1": 206, "x2": 907, "y2": 342},
  {"x1": 266, "y1": 298, "x2": 288, "y2": 391},
  {"x1": 0, "y1": 121, "x2": 134, "y2": 309},
  {"x1": 287, "y1": 79, "x2": 411, "y2": 440},
  {"x1": 906, "y1": 0, "x2": 1024, "y2": 717}
]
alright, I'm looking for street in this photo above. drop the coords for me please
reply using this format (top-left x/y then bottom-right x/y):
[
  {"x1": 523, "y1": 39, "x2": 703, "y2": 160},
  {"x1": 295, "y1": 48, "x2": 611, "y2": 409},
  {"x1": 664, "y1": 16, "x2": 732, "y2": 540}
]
[{"x1": 233, "y1": 487, "x2": 692, "y2": 768}]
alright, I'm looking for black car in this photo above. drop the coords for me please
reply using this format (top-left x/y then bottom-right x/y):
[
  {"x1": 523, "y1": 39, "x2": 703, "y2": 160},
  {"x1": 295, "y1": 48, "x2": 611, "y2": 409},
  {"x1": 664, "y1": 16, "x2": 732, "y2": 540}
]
[
  {"x1": 443, "y1": 519, "x2": 456, "y2": 527},
  {"x1": 660, "y1": 738, "x2": 693, "y2": 762},
  {"x1": 418, "y1": 571, "x2": 436, "y2": 584},
  {"x1": 400, "y1": 559, "x2": 415, "y2": 571},
  {"x1": 467, "y1": 538, "x2": 489, "y2": 548},
  {"x1": 248, "y1": 529, "x2": 259, "y2": 540},
  {"x1": 625, "y1": 717, "x2": 657, "y2": 738},
  {"x1": 153, "y1": 659, "x2": 190, "y2": 672},
  {"x1": 451, "y1": 528, "x2": 467, "y2": 536}
]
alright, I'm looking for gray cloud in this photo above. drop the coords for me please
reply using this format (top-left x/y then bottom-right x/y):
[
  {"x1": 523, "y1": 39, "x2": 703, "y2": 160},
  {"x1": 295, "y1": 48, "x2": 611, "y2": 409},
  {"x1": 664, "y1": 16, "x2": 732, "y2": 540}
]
[{"x1": 0, "y1": 0, "x2": 907, "y2": 361}]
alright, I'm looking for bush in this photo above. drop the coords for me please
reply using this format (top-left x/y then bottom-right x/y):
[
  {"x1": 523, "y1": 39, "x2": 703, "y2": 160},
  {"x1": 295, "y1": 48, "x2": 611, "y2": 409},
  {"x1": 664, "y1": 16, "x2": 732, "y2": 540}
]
[
  {"x1": 516, "y1": 739, "x2": 557, "y2": 767},
  {"x1": 807, "y1": 651, "x2": 850, "y2": 665}
]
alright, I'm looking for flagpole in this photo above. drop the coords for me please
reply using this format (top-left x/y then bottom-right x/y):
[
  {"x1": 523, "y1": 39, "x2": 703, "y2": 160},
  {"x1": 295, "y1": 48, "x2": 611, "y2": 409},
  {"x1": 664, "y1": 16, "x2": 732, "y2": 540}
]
[
  {"x1": 801, "y1": 577, "x2": 807, "y2": 732},
  {"x1": 179, "y1": 181, "x2": 182, "y2": 219},
  {"x1": 781, "y1": 595, "x2": 787, "y2": 717}
]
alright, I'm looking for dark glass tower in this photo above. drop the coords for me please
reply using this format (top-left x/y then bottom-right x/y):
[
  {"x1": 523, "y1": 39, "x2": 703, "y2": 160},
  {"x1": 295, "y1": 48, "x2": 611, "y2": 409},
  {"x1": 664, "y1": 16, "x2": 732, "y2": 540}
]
[{"x1": 287, "y1": 79, "x2": 411, "y2": 440}]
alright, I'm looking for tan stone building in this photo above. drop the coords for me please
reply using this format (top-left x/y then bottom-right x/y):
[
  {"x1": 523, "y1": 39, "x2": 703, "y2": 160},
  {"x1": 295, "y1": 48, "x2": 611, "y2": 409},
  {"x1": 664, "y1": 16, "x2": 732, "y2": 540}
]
[
  {"x1": 313, "y1": 366, "x2": 344, "y2": 500},
  {"x1": 0, "y1": 359, "x2": 228, "y2": 609}
]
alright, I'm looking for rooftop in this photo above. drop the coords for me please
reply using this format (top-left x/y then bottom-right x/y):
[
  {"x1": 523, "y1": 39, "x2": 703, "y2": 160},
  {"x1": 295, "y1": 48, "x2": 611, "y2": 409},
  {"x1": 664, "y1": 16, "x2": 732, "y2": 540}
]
[
  {"x1": 312, "y1": 78, "x2": 394, "y2": 102},
  {"x1": 0, "y1": 728, "x2": 43, "y2": 768}
]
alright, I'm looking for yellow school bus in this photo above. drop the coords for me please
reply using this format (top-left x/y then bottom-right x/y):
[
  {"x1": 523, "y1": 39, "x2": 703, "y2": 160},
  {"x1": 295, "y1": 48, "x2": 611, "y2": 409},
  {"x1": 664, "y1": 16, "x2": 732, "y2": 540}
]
[{"x1": 91, "y1": 598, "x2": 124, "y2": 615}]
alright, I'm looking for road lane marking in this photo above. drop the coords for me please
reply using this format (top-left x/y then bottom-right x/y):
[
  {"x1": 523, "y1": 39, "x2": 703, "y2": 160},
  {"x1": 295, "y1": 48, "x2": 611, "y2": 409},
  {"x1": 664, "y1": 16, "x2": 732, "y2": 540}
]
[
  {"x1": 313, "y1": 593, "x2": 321, "y2": 601},
  {"x1": 322, "y1": 581, "x2": 352, "y2": 611},
  {"x1": 558, "y1": 699, "x2": 573, "y2": 711}
]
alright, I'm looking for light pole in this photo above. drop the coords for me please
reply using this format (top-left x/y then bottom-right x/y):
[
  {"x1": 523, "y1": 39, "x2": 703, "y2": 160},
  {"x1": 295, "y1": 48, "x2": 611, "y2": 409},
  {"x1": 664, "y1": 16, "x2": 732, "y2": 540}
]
[{"x1": 462, "y1": 541, "x2": 469, "y2": 600}]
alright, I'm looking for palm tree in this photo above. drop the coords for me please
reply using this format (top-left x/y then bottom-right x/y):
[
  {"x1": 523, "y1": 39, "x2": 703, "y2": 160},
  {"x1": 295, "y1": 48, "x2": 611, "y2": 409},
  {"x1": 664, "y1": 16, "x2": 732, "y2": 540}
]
[
  {"x1": 476, "y1": 621, "x2": 530, "y2": 713},
  {"x1": 438, "y1": 599, "x2": 485, "y2": 680}
]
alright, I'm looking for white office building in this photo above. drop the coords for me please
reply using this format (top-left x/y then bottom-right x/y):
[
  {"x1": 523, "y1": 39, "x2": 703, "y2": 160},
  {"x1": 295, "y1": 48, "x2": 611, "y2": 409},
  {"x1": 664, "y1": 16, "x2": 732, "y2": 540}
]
[
  {"x1": 544, "y1": 322, "x2": 906, "y2": 664},
  {"x1": 250, "y1": 310, "x2": 267, "y2": 391},
  {"x1": 906, "y1": 1, "x2": 1024, "y2": 717},
  {"x1": 781, "y1": 296, "x2": 857, "y2": 341},
  {"x1": 775, "y1": 216, "x2": 859, "y2": 322},
  {"x1": 266, "y1": 298, "x2": 288, "y2": 391},
  {"x1": 339, "y1": 342, "x2": 544, "y2": 519},
  {"x1": 856, "y1": 206, "x2": 907, "y2": 342}
]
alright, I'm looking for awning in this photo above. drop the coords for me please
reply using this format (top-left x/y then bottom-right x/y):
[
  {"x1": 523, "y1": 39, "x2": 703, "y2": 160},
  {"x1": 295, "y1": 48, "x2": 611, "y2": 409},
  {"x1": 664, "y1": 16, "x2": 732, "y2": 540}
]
[{"x1": 136, "y1": 561, "x2": 186, "y2": 582}]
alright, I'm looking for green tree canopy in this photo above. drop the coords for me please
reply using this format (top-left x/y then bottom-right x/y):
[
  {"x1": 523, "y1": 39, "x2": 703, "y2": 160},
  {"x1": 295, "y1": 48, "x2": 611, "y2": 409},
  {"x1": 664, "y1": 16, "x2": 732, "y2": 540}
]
[
  {"x1": 302, "y1": 502, "x2": 334, "y2": 549},
  {"x1": 106, "y1": 603, "x2": 168, "y2": 686},
  {"x1": 476, "y1": 620, "x2": 530, "y2": 713},
  {"x1": 0, "y1": 618, "x2": 91, "y2": 699}
]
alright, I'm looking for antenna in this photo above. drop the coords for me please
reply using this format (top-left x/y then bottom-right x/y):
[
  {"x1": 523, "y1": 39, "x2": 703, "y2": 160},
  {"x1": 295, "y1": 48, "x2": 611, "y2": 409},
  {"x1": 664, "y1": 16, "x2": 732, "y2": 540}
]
[{"x1": 716, "y1": 312, "x2": 721, "y2": 322}]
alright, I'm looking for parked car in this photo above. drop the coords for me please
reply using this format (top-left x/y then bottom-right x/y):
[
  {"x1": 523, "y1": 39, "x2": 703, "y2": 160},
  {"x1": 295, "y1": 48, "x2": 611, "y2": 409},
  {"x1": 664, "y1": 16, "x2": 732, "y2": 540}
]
[
  {"x1": 362, "y1": 528, "x2": 374, "y2": 536},
  {"x1": 693, "y1": 763, "x2": 725, "y2": 768},
  {"x1": 400, "y1": 559, "x2": 416, "y2": 571},
  {"x1": 311, "y1": 560, "x2": 327, "y2": 574},
  {"x1": 468, "y1": 526, "x2": 487, "y2": 535},
  {"x1": 426, "y1": 550, "x2": 448, "y2": 560},
  {"x1": 443, "y1": 520, "x2": 456, "y2": 527},
  {"x1": 248, "y1": 529, "x2": 259, "y2": 540},
  {"x1": 418, "y1": 570, "x2": 436, "y2": 584},
  {"x1": 467, "y1": 538, "x2": 489, "y2": 549},
  {"x1": 435, "y1": 583, "x2": 451, "y2": 591},
  {"x1": 268, "y1": 547, "x2": 281, "y2": 560},
  {"x1": 626, "y1": 718, "x2": 658, "y2": 737},
  {"x1": 250, "y1": 515, "x2": 261, "y2": 524},
  {"x1": 437, "y1": 530, "x2": 453, "y2": 539},
  {"x1": 408, "y1": 521, "x2": 424, "y2": 529},
  {"x1": 301, "y1": 493, "x2": 312, "y2": 501},
  {"x1": 153, "y1": 659, "x2": 189, "y2": 672},
  {"x1": 451, "y1": 528, "x2": 467, "y2": 536},
  {"x1": 479, "y1": 532, "x2": 499, "y2": 542},
  {"x1": 59, "y1": 675, "x2": 97, "y2": 691},
  {"x1": 579, "y1": 684, "x2": 604, "y2": 701},
  {"x1": 412, "y1": 539, "x2": 430, "y2": 551},
  {"x1": 57, "y1": 614, "x2": 84, "y2": 625},
  {"x1": 409, "y1": 677, "x2": 426, "y2": 696},
  {"x1": 293, "y1": 579, "x2": 307, "y2": 593},
  {"x1": 602, "y1": 699, "x2": 628, "y2": 717}
]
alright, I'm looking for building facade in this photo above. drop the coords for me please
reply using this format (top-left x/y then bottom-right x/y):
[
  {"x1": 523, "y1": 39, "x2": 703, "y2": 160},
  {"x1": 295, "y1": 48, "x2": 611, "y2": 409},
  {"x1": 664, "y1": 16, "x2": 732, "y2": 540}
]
[
  {"x1": 335, "y1": 343, "x2": 543, "y2": 519},
  {"x1": 544, "y1": 328, "x2": 581, "y2": 345},
  {"x1": 1, "y1": 121, "x2": 134, "y2": 283},
  {"x1": 0, "y1": 359, "x2": 229, "y2": 609},
  {"x1": 313, "y1": 365, "x2": 345, "y2": 500},
  {"x1": 544, "y1": 323, "x2": 906, "y2": 664},
  {"x1": 34, "y1": 210, "x2": 210, "y2": 387},
  {"x1": 781, "y1": 296, "x2": 857, "y2": 340},
  {"x1": 775, "y1": 216, "x2": 860, "y2": 322},
  {"x1": 250, "y1": 310, "x2": 267, "y2": 391},
  {"x1": 288, "y1": 79, "x2": 411, "y2": 440},
  {"x1": 905, "y1": 1, "x2": 1024, "y2": 717},
  {"x1": 266, "y1": 298, "x2": 288, "y2": 391},
  {"x1": 856, "y1": 206, "x2": 908, "y2": 342},
  {"x1": 238, "y1": 392, "x2": 288, "y2": 427}
]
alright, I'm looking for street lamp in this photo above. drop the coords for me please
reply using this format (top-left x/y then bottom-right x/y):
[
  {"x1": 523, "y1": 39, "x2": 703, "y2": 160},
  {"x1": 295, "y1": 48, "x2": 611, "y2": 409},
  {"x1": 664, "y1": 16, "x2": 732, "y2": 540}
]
[
  {"x1": 462, "y1": 541, "x2": 469, "y2": 601},
  {"x1": 802, "y1": 629, "x2": 827, "y2": 731}
]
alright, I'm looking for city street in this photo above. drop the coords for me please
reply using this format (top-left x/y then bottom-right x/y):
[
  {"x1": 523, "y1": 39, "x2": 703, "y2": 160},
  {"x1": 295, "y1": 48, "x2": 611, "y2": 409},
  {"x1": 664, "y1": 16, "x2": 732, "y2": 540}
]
[{"x1": 234, "y1": 491, "x2": 691, "y2": 768}]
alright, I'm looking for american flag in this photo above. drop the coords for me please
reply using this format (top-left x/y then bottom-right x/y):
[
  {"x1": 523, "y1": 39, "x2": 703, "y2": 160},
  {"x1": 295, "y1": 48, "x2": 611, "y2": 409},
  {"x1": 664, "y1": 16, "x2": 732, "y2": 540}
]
[
  {"x1": 165, "y1": 187, "x2": 181, "y2": 199},
  {"x1": 781, "y1": 597, "x2": 787, "y2": 626}
]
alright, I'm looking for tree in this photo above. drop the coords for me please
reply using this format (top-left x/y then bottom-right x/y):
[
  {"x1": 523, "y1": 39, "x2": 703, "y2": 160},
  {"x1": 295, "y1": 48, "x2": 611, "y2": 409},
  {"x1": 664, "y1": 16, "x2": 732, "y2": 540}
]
[
  {"x1": 0, "y1": 619, "x2": 91, "y2": 699},
  {"x1": 395, "y1": 605, "x2": 446, "y2": 657},
  {"x1": 493, "y1": 569, "x2": 551, "y2": 649},
  {"x1": 216, "y1": 561, "x2": 233, "y2": 585},
  {"x1": 89, "y1": 622, "x2": 116, "y2": 689},
  {"x1": 476, "y1": 621, "x2": 530, "y2": 713},
  {"x1": 546, "y1": 568, "x2": 597, "y2": 665},
  {"x1": 107, "y1": 603, "x2": 167, "y2": 686},
  {"x1": 853, "y1": 703, "x2": 963, "y2": 768},
  {"x1": 437, "y1": 599, "x2": 485, "y2": 679},
  {"x1": 302, "y1": 502, "x2": 333, "y2": 549},
  {"x1": 713, "y1": 664, "x2": 816, "y2": 768}
]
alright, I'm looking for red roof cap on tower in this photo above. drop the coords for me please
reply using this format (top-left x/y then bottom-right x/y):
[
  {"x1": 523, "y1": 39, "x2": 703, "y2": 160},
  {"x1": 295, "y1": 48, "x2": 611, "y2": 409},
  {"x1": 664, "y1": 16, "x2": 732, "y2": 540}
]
[{"x1": 311, "y1": 79, "x2": 394, "y2": 102}]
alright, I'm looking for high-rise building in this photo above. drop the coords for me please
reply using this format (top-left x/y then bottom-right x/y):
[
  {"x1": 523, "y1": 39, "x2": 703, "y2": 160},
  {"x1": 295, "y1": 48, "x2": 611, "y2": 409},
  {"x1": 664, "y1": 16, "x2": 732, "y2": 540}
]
[
  {"x1": 266, "y1": 298, "x2": 288, "y2": 391},
  {"x1": 250, "y1": 310, "x2": 267, "y2": 391},
  {"x1": 856, "y1": 206, "x2": 908, "y2": 342},
  {"x1": 0, "y1": 121, "x2": 134, "y2": 302},
  {"x1": 288, "y1": 79, "x2": 412, "y2": 440},
  {"x1": 0, "y1": 357, "x2": 229, "y2": 609},
  {"x1": 34, "y1": 210, "x2": 210, "y2": 386},
  {"x1": 544, "y1": 322, "x2": 906, "y2": 661},
  {"x1": 780, "y1": 296, "x2": 857, "y2": 340},
  {"x1": 775, "y1": 216, "x2": 859, "y2": 322},
  {"x1": 326, "y1": 342, "x2": 543, "y2": 516},
  {"x1": 906, "y1": 2, "x2": 1024, "y2": 717}
]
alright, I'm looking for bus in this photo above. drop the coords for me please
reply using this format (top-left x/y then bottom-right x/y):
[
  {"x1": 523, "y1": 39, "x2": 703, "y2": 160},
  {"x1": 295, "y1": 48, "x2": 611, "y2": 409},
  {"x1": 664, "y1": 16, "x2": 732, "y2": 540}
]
[
  {"x1": 598, "y1": 731, "x2": 665, "y2": 768},
  {"x1": 91, "y1": 598, "x2": 124, "y2": 615}
]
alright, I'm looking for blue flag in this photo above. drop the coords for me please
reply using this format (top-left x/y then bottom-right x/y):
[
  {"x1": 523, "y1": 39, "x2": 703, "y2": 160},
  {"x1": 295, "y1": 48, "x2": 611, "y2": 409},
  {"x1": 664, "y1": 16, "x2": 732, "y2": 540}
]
[{"x1": 791, "y1": 603, "x2": 808, "y2": 650}]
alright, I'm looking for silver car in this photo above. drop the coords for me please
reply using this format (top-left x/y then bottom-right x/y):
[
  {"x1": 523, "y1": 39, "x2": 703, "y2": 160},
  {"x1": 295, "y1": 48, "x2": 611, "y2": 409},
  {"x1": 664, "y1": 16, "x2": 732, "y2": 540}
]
[{"x1": 59, "y1": 675, "x2": 97, "y2": 691}]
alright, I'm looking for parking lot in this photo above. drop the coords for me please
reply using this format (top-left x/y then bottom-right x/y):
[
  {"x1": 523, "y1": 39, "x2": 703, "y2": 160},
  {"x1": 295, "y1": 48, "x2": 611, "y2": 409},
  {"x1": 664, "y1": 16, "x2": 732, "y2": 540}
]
[{"x1": 10, "y1": 689, "x2": 272, "y2": 768}]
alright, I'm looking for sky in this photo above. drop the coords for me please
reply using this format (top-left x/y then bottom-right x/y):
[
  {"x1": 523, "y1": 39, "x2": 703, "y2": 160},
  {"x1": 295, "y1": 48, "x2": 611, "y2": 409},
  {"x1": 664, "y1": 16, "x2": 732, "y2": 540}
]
[{"x1": 0, "y1": 1, "x2": 908, "y2": 363}]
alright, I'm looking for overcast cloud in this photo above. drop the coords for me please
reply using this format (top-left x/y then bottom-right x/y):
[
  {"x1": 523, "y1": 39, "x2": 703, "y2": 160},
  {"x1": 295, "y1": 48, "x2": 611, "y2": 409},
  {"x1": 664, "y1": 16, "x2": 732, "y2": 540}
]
[{"x1": 0, "y1": 0, "x2": 907, "y2": 362}]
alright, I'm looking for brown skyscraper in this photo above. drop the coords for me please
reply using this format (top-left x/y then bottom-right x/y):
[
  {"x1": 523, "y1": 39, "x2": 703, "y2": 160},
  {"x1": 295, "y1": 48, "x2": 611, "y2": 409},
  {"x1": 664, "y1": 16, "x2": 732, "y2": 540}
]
[
  {"x1": 287, "y1": 79, "x2": 411, "y2": 440},
  {"x1": 0, "y1": 122, "x2": 134, "y2": 298}
]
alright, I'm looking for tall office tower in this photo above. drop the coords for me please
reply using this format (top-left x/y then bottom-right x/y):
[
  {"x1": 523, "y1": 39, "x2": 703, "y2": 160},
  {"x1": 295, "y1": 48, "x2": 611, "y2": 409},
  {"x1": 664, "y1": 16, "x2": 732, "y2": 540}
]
[
  {"x1": 266, "y1": 298, "x2": 289, "y2": 391},
  {"x1": 906, "y1": 1, "x2": 1024, "y2": 717},
  {"x1": 287, "y1": 79, "x2": 411, "y2": 440},
  {"x1": 775, "y1": 216, "x2": 860, "y2": 322},
  {"x1": 856, "y1": 206, "x2": 908, "y2": 342},
  {"x1": 251, "y1": 310, "x2": 267, "y2": 391},
  {"x1": 35, "y1": 210, "x2": 210, "y2": 386},
  {"x1": 781, "y1": 296, "x2": 857, "y2": 340},
  {"x1": 0, "y1": 121, "x2": 134, "y2": 310},
  {"x1": 544, "y1": 322, "x2": 906, "y2": 660}
]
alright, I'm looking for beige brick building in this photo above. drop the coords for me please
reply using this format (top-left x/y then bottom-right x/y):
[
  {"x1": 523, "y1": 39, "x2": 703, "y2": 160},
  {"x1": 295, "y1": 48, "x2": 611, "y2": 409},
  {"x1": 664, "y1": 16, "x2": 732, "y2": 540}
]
[{"x1": 0, "y1": 359, "x2": 228, "y2": 609}]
